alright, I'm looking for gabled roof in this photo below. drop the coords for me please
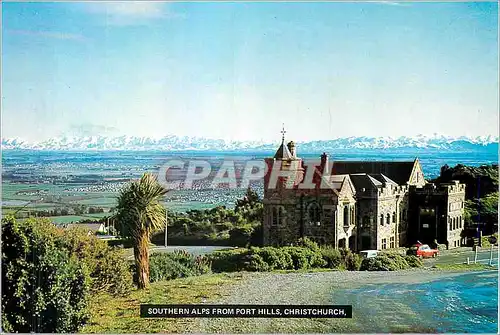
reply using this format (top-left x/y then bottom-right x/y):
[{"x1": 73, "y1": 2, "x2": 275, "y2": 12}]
[
  {"x1": 274, "y1": 142, "x2": 293, "y2": 160},
  {"x1": 370, "y1": 174, "x2": 398, "y2": 185},
  {"x1": 331, "y1": 160, "x2": 416, "y2": 185},
  {"x1": 328, "y1": 174, "x2": 350, "y2": 191},
  {"x1": 349, "y1": 173, "x2": 381, "y2": 192}
]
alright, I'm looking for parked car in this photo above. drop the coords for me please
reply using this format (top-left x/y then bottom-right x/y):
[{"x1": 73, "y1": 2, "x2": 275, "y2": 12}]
[
  {"x1": 360, "y1": 250, "x2": 379, "y2": 259},
  {"x1": 407, "y1": 243, "x2": 439, "y2": 258}
]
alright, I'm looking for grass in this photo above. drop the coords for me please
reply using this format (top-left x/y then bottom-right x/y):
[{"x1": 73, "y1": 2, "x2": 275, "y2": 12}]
[
  {"x1": 81, "y1": 273, "x2": 242, "y2": 334},
  {"x1": 433, "y1": 263, "x2": 496, "y2": 271}
]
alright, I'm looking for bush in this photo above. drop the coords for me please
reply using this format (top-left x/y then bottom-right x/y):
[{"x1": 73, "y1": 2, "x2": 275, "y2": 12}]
[
  {"x1": 148, "y1": 251, "x2": 211, "y2": 282},
  {"x1": 1, "y1": 216, "x2": 90, "y2": 333},
  {"x1": 207, "y1": 248, "x2": 250, "y2": 272},
  {"x1": 296, "y1": 237, "x2": 321, "y2": 252},
  {"x1": 320, "y1": 247, "x2": 343, "y2": 269},
  {"x1": 359, "y1": 257, "x2": 388, "y2": 271},
  {"x1": 253, "y1": 247, "x2": 294, "y2": 270},
  {"x1": 228, "y1": 225, "x2": 255, "y2": 247},
  {"x1": 345, "y1": 252, "x2": 362, "y2": 271},
  {"x1": 360, "y1": 253, "x2": 414, "y2": 271},
  {"x1": 243, "y1": 253, "x2": 270, "y2": 272},
  {"x1": 404, "y1": 255, "x2": 424, "y2": 268},
  {"x1": 283, "y1": 247, "x2": 326, "y2": 270},
  {"x1": 59, "y1": 228, "x2": 133, "y2": 296}
]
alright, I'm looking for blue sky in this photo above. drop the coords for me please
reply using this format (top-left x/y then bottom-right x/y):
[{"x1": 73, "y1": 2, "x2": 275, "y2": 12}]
[{"x1": 2, "y1": 1, "x2": 498, "y2": 142}]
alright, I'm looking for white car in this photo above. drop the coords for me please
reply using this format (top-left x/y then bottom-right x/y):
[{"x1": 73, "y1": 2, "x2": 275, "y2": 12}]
[{"x1": 360, "y1": 250, "x2": 379, "y2": 259}]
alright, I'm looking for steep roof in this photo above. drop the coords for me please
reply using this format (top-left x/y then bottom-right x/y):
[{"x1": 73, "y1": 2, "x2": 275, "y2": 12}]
[
  {"x1": 331, "y1": 160, "x2": 416, "y2": 185},
  {"x1": 370, "y1": 173, "x2": 398, "y2": 185},
  {"x1": 274, "y1": 142, "x2": 293, "y2": 160},
  {"x1": 328, "y1": 174, "x2": 350, "y2": 191}
]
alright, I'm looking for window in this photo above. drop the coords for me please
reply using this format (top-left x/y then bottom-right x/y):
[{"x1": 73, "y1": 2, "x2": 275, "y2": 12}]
[
  {"x1": 380, "y1": 214, "x2": 384, "y2": 225},
  {"x1": 390, "y1": 236, "x2": 395, "y2": 248},
  {"x1": 392, "y1": 211, "x2": 396, "y2": 223},
  {"x1": 308, "y1": 203, "x2": 321, "y2": 224},
  {"x1": 449, "y1": 219, "x2": 452, "y2": 231},
  {"x1": 343, "y1": 206, "x2": 349, "y2": 226},
  {"x1": 386, "y1": 213, "x2": 391, "y2": 225},
  {"x1": 272, "y1": 207, "x2": 278, "y2": 226},
  {"x1": 272, "y1": 206, "x2": 285, "y2": 226},
  {"x1": 279, "y1": 207, "x2": 286, "y2": 226},
  {"x1": 382, "y1": 238, "x2": 387, "y2": 250}
]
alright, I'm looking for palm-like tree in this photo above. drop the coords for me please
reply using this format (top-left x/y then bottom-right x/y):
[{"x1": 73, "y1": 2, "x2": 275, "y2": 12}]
[{"x1": 114, "y1": 173, "x2": 167, "y2": 289}]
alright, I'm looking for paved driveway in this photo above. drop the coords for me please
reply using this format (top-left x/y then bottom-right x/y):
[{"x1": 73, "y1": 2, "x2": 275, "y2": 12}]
[{"x1": 423, "y1": 246, "x2": 498, "y2": 267}]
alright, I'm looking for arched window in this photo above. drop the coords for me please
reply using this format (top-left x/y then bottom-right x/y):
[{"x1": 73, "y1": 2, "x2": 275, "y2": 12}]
[
  {"x1": 308, "y1": 202, "x2": 321, "y2": 224},
  {"x1": 272, "y1": 207, "x2": 278, "y2": 226},
  {"x1": 279, "y1": 207, "x2": 286, "y2": 225},
  {"x1": 380, "y1": 214, "x2": 384, "y2": 225},
  {"x1": 392, "y1": 211, "x2": 396, "y2": 223},
  {"x1": 386, "y1": 213, "x2": 391, "y2": 225},
  {"x1": 449, "y1": 218, "x2": 452, "y2": 231},
  {"x1": 343, "y1": 206, "x2": 349, "y2": 226}
]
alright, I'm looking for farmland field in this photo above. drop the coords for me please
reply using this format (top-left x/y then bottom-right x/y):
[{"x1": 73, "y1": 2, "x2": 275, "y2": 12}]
[{"x1": 2, "y1": 149, "x2": 497, "y2": 224}]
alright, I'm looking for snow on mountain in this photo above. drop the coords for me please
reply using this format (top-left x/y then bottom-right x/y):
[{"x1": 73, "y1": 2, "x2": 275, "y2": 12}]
[{"x1": 1, "y1": 135, "x2": 498, "y2": 152}]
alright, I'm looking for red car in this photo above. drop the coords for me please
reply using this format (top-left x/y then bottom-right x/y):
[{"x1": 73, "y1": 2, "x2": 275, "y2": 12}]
[{"x1": 408, "y1": 243, "x2": 439, "y2": 258}]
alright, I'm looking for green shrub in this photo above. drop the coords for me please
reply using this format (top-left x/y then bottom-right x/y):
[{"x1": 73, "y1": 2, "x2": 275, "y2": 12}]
[
  {"x1": 404, "y1": 255, "x2": 424, "y2": 268},
  {"x1": 229, "y1": 225, "x2": 255, "y2": 247},
  {"x1": 359, "y1": 257, "x2": 389, "y2": 271},
  {"x1": 360, "y1": 253, "x2": 412, "y2": 271},
  {"x1": 283, "y1": 247, "x2": 326, "y2": 270},
  {"x1": 206, "y1": 248, "x2": 250, "y2": 272},
  {"x1": 1, "y1": 216, "x2": 91, "y2": 333},
  {"x1": 59, "y1": 228, "x2": 133, "y2": 296},
  {"x1": 345, "y1": 252, "x2": 362, "y2": 271},
  {"x1": 254, "y1": 247, "x2": 294, "y2": 270},
  {"x1": 296, "y1": 237, "x2": 321, "y2": 252},
  {"x1": 243, "y1": 253, "x2": 270, "y2": 272},
  {"x1": 149, "y1": 254, "x2": 193, "y2": 282},
  {"x1": 148, "y1": 251, "x2": 211, "y2": 282},
  {"x1": 320, "y1": 246, "x2": 343, "y2": 269},
  {"x1": 380, "y1": 253, "x2": 410, "y2": 270}
]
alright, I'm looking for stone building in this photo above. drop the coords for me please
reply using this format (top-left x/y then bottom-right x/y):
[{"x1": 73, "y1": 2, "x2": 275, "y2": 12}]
[{"x1": 262, "y1": 132, "x2": 466, "y2": 250}]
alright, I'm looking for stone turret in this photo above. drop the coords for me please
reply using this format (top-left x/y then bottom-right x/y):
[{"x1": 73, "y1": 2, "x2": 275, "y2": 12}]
[{"x1": 287, "y1": 141, "x2": 296, "y2": 158}]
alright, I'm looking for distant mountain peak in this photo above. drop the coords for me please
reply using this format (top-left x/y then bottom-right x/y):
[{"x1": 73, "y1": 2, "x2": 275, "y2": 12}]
[{"x1": 1, "y1": 134, "x2": 498, "y2": 152}]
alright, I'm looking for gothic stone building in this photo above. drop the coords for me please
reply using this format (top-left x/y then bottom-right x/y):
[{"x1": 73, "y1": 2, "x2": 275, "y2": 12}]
[{"x1": 262, "y1": 137, "x2": 466, "y2": 250}]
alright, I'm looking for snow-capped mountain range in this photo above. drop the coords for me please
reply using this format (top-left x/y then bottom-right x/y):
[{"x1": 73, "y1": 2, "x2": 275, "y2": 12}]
[{"x1": 1, "y1": 134, "x2": 498, "y2": 152}]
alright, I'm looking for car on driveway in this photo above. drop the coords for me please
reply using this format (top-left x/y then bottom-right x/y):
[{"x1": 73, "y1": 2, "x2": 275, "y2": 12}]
[{"x1": 407, "y1": 243, "x2": 439, "y2": 258}]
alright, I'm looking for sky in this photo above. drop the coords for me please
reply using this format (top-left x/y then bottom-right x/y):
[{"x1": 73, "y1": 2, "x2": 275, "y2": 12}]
[{"x1": 2, "y1": 1, "x2": 498, "y2": 142}]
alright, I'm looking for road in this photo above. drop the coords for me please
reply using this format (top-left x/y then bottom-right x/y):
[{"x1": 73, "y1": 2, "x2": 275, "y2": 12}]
[{"x1": 423, "y1": 246, "x2": 498, "y2": 267}]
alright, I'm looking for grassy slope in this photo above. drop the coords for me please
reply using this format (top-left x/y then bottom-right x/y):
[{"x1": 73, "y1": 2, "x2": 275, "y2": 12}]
[{"x1": 82, "y1": 273, "x2": 241, "y2": 334}]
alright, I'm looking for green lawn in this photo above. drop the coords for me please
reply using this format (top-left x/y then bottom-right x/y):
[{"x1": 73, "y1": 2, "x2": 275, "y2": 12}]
[{"x1": 82, "y1": 273, "x2": 241, "y2": 334}]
